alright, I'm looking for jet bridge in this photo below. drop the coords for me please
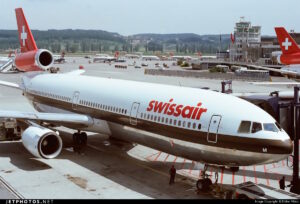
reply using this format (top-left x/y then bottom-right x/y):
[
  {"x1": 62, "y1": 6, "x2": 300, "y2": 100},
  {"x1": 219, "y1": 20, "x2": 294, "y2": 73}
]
[{"x1": 240, "y1": 88, "x2": 300, "y2": 194}]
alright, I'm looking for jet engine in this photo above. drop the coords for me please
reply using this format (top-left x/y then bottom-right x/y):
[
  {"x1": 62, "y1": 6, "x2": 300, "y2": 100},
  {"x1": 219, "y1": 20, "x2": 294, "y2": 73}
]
[
  {"x1": 14, "y1": 49, "x2": 54, "y2": 71},
  {"x1": 22, "y1": 126, "x2": 62, "y2": 159}
]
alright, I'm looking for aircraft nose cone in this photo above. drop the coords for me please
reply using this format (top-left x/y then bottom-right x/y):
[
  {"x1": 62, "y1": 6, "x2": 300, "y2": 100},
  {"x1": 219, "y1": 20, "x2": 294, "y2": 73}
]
[{"x1": 282, "y1": 138, "x2": 293, "y2": 155}]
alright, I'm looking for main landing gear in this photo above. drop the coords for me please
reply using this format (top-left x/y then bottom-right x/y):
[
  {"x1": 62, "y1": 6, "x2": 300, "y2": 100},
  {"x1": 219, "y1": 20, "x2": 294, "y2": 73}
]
[
  {"x1": 196, "y1": 165, "x2": 239, "y2": 192},
  {"x1": 73, "y1": 130, "x2": 87, "y2": 154}
]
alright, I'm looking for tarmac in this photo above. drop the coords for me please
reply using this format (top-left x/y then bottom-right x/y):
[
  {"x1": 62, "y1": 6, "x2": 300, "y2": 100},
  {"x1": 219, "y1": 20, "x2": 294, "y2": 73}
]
[{"x1": 0, "y1": 56, "x2": 298, "y2": 199}]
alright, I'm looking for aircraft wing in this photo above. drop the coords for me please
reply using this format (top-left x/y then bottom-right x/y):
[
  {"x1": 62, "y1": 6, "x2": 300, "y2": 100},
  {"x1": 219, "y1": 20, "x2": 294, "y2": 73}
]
[
  {"x1": 0, "y1": 80, "x2": 20, "y2": 89},
  {"x1": 0, "y1": 111, "x2": 93, "y2": 127}
]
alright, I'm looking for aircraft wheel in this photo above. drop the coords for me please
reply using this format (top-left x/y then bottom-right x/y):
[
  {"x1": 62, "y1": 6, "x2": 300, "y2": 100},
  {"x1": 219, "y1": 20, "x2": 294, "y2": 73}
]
[
  {"x1": 196, "y1": 178, "x2": 212, "y2": 192},
  {"x1": 73, "y1": 132, "x2": 80, "y2": 152},
  {"x1": 80, "y1": 132, "x2": 87, "y2": 145},
  {"x1": 196, "y1": 179, "x2": 204, "y2": 191}
]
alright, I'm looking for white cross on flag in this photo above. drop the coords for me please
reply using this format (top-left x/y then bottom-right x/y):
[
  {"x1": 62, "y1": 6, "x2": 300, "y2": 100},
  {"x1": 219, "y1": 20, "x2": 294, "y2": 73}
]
[
  {"x1": 20, "y1": 25, "x2": 27, "y2": 46},
  {"x1": 282, "y1": 38, "x2": 292, "y2": 50}
]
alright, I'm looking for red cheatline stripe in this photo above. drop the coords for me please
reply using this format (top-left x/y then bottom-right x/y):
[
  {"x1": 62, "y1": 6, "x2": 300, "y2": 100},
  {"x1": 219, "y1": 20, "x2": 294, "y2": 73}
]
[
  {"x1": 189, "y1": 161, "x2": 195, "y2": 174},
  {"x1": 253, "y1": 166, "x2": 258, "y2": 184},
  {"x1": 243, "y1": 166, "x2": 246, "y2": 183},
  {"x1": 232, "y1": 171, "x2": 235, "y2": 185},
  {"x1": 146, "y1": 152, "x2": 159, "y2": 161},
  {"x1": 153, "y1": 151, "x2": 162, "y2": 162},
  {"x1": 180, "y1": 159, "x2": 186, "y2": 169},
  {"x1": 220, "y1": 168, "x2": 224, "y2": 184},
  {"x1": 163, "y1": 154, "x2": 169, "y2": 162},
  {"x1": 264, "y1": 165, "x2": 270, "y2": 186}
]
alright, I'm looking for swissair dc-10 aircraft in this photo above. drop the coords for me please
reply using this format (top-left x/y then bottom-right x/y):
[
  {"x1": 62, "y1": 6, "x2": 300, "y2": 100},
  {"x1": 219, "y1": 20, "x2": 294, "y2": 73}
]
[{"x1": 0, "y1": 8, "x2": 293, "y2": 189}]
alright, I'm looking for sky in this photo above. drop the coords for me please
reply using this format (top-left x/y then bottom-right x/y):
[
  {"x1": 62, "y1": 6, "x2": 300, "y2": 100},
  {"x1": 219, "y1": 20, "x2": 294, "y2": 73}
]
[{"x1": 1, "y1": 0, "x2": 299, "y2": 36}]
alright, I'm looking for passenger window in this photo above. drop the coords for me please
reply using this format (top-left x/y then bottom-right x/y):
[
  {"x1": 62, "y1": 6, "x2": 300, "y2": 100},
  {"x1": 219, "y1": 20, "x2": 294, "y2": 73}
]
[
  {"x1": 238, "y1": 121, "x2": 251, "y2": 133},
  {"x1": 174, "y1": 120, "x2": 177, "y2": 126},
  {"x1": 193, "y1": 123, "x2": 196, "y2": 129},
  {"x1": 188, "y1": 122, "x2": 191, "y2": 128},
  {"x1": 162, "y1": 117, "x2": 164, "y2": 123},
  {"x1": 141, "y1": 113, "x2": 143, "y2": 118},
  {"x1": 178, "y1": 120, "x2": 181, "y2": 126},
  {"x1": 169, "y1": 119, "x2": 173, "y2": 124},
  {"x1": 158, "y1": 117, "x2": 161, "y2": 122},
  {"x1": 154, "y1": 116, "x2": 157, "y2": 121},
  {"x1": 147, "y1": 114, "x2": 150, "y2": 120},
  {"x1": 251, "y1": 122, "x2": 262, "y2": 133},
  {"x1": 263, "y1": 123, "x2": 279, "y2": 132},
  {"x1": 183, "y1": 121, "x2": 186, "y2": 127},
  {"x1": 151, "y1": 115, "x2": 153, "y2": 120},
  {"x1": 166, "y1": 118, "x2": 168, "y2": 123},
  {"x1": 198, "y1": 123, "x2": 201, "y2": 130}
]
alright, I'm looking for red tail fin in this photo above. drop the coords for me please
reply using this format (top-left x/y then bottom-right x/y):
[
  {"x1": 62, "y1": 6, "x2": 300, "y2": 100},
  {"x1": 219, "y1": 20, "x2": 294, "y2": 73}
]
[
  {"x1": 275, "y1": 27, "x2": 300, "y2": 55},
  {"x1": 15, "y1": 8, "x2": 38, "y2": 53}
]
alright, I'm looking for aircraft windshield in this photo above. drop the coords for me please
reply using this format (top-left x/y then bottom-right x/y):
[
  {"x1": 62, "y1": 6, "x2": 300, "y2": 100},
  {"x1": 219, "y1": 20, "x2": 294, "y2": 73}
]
[
  {"x1": 263, "y1": 123, "x2": 279, "y2": 132},
  {"x1": 238, "y1": 121, "x2": 251, "y2": 133},
  {"x1": 251, "y1": 122, "x2": 262, "y2": 133}
]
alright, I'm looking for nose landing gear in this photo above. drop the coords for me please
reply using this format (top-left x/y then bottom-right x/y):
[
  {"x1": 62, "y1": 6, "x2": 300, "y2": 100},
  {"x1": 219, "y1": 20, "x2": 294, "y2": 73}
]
[
  {"x1": 196, "y1": 165, "x2": 214, "y2": 192},
  {"x1": 196, "y1": 165, "x2": 239, "y2": 192}
]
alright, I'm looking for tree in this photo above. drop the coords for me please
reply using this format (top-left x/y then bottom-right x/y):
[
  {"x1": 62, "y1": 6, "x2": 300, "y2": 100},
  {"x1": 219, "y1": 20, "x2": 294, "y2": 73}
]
[{"x1": 70, "y1": 43, "x2": 79, "y2": 53}]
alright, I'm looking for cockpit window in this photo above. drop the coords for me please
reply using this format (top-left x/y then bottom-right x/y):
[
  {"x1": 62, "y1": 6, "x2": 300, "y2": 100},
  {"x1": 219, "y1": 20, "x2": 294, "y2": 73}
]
[
  {"x1": 252, "y1": 122, "x2": 262, "y2": 133},
  {"x1": 238, "y1": 121, "x2": 251, "y2": 133},
  {"x1": 263, "y1": 123, "x2": 279, "y2": 132}
]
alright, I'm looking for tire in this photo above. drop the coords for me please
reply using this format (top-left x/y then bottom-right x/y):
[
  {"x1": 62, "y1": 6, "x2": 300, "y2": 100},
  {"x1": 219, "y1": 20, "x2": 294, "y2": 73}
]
[
  {"x1": 80, "y1": 132, "x2": 88, "y2": 145},
  {"x1": 73, "y1": 133, "x2": 79, "y2": 144},
  {"x1": 196, "y1": 179, "x2": 204, "y2": 191},
  {"x1": 203, "y1": 178, "x2": 212, "y2": 192},
  {"x1": 197, "y1": 178, "x2": 212, "y2": 192}
]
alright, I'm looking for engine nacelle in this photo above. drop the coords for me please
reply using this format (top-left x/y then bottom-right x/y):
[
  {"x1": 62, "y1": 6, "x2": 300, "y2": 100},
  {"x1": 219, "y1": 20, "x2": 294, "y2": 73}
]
[
  {"x1": 22, "y1": 126, "x2": 62, "y2": 159},
  {"x1": 15, "y1": 49, "x2": 54, "y2": 71}
]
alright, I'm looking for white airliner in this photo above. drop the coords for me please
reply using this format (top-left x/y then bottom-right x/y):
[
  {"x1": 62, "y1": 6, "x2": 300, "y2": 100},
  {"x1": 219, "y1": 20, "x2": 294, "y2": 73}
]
[
  {"x1": 93, "y1": 54, "x2": 116, "y2": 63},
  {"x1": 0, "y1": 8, "x2": 294, "y2": 190},
  {"x1": 0, "y1": 70, "x2": 292, "y2": 166},
  {"x1": 141, "y1": 55, "x2": 160, "y2": 61}
]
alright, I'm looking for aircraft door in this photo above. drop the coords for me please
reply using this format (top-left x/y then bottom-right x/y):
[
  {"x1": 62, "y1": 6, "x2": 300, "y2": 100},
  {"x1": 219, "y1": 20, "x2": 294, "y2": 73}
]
[
  {"x1": 72, "y1": 91, "x2": 80, "y2": 110},
  {"x1": 207, "y1": 115, "x2": 222, "y2": 143},
  {"x1": 130, "y1": 102, "x2": 140, "y2": 125}
]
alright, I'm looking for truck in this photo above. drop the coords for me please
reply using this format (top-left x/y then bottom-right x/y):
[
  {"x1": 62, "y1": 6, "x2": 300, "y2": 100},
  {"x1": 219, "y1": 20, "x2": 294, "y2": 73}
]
[{"x1": 0, "y1": 118, "x2": 21, "y2": 141}]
